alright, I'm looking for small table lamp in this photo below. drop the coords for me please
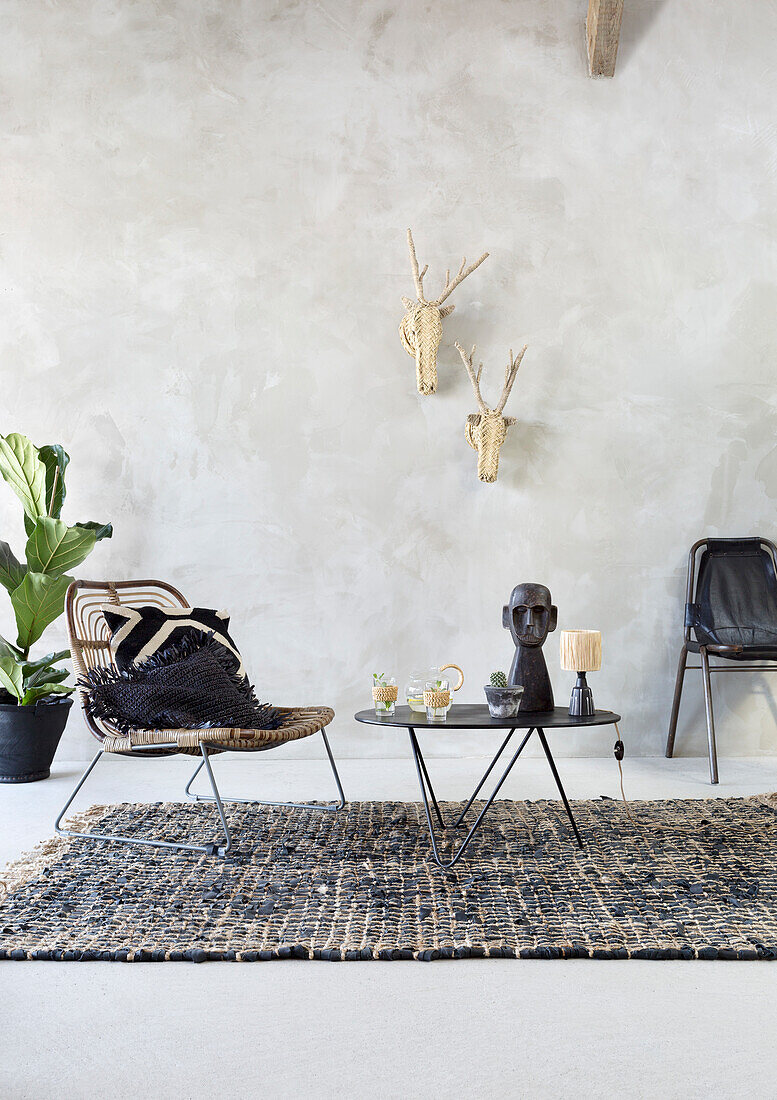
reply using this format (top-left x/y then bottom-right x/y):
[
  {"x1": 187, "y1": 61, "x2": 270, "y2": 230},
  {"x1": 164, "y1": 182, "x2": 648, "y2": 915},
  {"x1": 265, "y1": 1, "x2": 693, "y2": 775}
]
[{"x1": 559, "y1": 630, "x2": 602, "y2": 716}]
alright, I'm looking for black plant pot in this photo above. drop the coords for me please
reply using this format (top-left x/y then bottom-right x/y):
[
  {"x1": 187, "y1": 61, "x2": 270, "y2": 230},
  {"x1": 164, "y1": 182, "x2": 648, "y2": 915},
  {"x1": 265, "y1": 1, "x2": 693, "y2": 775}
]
[{"x1": 0, "y1": 698, "x2": 73, "y2": 783}]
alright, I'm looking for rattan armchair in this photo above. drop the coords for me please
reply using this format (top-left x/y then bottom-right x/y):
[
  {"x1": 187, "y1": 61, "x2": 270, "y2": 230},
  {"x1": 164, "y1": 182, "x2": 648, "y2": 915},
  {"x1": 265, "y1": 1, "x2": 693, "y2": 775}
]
[{"x1": 58, "y1": 579, "x2": 345, "y2": 856}]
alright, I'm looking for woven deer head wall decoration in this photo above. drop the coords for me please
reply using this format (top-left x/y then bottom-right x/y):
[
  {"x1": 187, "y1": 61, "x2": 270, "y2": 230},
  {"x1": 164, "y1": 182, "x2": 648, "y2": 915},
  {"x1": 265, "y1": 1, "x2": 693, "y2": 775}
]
[
  {"x1": 455, "y1": 342, "x2": 528, "y2": 483},
  {"x1": 400, "y1": 229, "x2": 489, "y2": 396}
]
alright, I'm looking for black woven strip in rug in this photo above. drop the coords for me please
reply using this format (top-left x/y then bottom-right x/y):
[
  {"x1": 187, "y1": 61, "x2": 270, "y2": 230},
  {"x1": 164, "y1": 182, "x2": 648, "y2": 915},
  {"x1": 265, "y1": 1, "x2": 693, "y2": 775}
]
[{"x1": 1, "y1": 795, "x2": 776, "y2": 962}]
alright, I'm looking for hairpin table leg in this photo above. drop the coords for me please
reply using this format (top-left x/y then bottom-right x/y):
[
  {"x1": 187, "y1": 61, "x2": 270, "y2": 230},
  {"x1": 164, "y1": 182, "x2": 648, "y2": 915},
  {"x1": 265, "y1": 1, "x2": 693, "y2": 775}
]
[
  {"x1": 536, "y1": 728, "x2": 584, "y2": 849},
  {"x1": 408, "y1": 727, "x2": 534, "y2": 870},
  {"x1": 452, "y1": 727, "x2": 516, "y2": 827}
]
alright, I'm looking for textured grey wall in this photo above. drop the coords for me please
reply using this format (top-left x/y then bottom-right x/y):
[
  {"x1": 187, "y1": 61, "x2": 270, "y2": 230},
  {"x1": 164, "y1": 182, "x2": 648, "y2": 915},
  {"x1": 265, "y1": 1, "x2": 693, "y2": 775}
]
[{"x1": 2, "y1": 0, "x2": 777, "y2": 761}]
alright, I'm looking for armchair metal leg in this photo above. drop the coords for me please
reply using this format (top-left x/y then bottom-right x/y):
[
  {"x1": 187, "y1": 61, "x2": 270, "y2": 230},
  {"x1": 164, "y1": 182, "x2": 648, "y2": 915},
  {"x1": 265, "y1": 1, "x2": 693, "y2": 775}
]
[
  {"x1": 55, "y1": 745, "x2": 233, "y2": 856},
  {"x1": 700, "y1": 646, "x2": 719, "y2": 784},
  {"x1": 184, "y1": 729, "x2": 346, "y2": 812},
  {"x1": 665, "y1": 644, "x2": 688, "y2": 758}
]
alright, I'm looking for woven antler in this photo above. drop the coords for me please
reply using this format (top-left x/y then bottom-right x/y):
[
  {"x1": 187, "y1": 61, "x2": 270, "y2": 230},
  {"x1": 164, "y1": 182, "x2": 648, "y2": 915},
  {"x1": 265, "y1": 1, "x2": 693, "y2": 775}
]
[
  {"x1": 495, "y1": 346, "x2": 527, "y2": 414},
  {"x1": 434, "y1": 250, "x2": 489, "y2": 306},
  {"x1": 401, "y1": 230, "x2": 489, "y2": 397},
  {"x1": 456, "y1": 341, "x2": 529, "y2": 483},
  {"x1": 456, "y1": 342, "x2": 526, "y2": 414},
  {"x1": 455, "y1": 342, "x2": 488, "y2": 414},
  {"x1": 406, "y1": 229, "x2": 429, "y2": 302},
  {"x1": 405, "y1": 229, "x2": 489, "y2": 306}
]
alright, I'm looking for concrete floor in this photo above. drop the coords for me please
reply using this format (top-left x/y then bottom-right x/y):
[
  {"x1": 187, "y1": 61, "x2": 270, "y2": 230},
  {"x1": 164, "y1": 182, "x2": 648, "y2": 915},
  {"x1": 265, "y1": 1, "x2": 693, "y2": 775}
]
[{"x1": 2, "y1": 749, "x2": 777, "y2": 1100}]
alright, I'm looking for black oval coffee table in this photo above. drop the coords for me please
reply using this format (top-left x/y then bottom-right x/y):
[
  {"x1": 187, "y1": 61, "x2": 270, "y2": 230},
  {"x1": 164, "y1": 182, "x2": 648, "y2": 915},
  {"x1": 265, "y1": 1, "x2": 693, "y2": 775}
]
[{"x1": 354, "y1": 704, "x2": 621, "y2": 869}]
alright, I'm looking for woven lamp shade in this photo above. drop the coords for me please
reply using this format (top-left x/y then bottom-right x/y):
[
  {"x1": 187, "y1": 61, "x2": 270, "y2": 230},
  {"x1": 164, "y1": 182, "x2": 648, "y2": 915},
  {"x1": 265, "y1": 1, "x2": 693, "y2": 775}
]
[{"x1": 559, "y1": 630, "x2": 602, "y2": 672}]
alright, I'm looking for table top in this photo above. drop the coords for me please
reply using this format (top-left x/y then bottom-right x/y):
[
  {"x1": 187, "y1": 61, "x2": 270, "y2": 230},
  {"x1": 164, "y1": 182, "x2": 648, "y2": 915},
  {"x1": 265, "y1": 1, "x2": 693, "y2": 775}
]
[{"x1": 354, "y1": 704, "x2": 621, "y2": 730}]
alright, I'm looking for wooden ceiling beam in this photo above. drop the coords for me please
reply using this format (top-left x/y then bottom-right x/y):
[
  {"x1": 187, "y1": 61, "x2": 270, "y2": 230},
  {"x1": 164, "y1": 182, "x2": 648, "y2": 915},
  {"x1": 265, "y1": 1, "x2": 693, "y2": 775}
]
[{"x1": 586, "y1": 0, "x2": 624, "y2": 77}]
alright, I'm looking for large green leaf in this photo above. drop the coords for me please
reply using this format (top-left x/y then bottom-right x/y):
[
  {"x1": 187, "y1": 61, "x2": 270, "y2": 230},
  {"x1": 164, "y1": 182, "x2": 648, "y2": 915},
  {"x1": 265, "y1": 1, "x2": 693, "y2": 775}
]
[
  {"x1": 0, "y1": 655, "x2": 23, "y2": 702},
  {"x1": 76, "y1": 520, "x2": 113, "y2": 542},
  {"x1": 21, "y1": 682, "x2": 73, "y2": 706},
  {"x1": 0, "y1": 635, "x2": 23, "y2": 661},
  {"x1": 38, "y1": 444, "x2": 69, "y2": 518},
  {"x1": 21, "y1": 649, "x2": 70, "y2": 676},
  {"x1": 11, "y1": 572, "x2": 73, "y2": 652},
  {"x1": 26, "y1": 668, "x2": 70, "y2": 690},
  {"x1": 0, "y1": 541, "x2": 26, "y2": 592},
  {"x1": 0, "y1": 434, "x2": 47, "y2": 521},
  {"x1": 22, "y1": 655, "x2": 69, "y2": 690},
  {"x1": 25, "y1": 518, "x2": 96, "y2": 576}
]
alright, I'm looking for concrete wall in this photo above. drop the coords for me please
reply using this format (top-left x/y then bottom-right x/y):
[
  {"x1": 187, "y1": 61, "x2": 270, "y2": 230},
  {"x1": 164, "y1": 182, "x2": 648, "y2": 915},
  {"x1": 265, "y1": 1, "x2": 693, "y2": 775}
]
[{"x1": 2, "y1": 0, "x2": 777, "y2": 761}]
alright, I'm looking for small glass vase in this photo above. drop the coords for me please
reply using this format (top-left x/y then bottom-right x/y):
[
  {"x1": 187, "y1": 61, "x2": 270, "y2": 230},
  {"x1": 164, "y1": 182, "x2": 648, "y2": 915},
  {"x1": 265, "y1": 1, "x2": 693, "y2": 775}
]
[
  {"x1": 372, "y1": 677, "x2": 398, "y2": 717},
  {"x1": 424, "y1": 678, "x2": 451, "y2": 723}
]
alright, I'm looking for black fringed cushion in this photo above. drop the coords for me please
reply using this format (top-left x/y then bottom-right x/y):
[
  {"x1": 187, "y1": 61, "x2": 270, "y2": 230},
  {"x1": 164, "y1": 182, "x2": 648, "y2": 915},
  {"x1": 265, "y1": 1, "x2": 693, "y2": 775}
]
[
  {"x1": 100, "y1": 603, "x2": 245, "y2": 677},
  {"x1": 79, "y1": 631, "x2": 281, "y2": 736}
]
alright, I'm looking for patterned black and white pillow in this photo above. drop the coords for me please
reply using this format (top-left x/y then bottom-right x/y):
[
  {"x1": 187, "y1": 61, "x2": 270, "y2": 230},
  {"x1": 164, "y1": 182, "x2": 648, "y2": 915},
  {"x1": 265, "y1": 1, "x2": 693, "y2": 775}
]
[{"x1": 100, "y1": 604, "x2": 245, "y2": 677}]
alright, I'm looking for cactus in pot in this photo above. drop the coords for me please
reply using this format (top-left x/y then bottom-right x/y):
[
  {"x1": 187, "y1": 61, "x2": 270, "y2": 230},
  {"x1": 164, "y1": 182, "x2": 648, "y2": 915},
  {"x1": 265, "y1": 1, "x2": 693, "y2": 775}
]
[{"x1": 484, "y1": 669, "x2": 524, "y2": 718}]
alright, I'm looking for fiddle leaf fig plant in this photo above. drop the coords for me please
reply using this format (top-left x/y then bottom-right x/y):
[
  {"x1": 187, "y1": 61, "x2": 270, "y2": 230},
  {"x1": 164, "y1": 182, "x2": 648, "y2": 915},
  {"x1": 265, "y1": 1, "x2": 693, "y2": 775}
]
[{"x1": 0, "y1": 433, "x2": 112, "y2": 706}]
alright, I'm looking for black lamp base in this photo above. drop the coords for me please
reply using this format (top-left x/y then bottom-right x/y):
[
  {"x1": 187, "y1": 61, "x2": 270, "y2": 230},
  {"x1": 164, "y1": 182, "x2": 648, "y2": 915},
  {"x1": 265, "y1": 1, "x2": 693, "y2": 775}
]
[{"x1": 569, "y1": 671, "x2": 595, "y2": 717}]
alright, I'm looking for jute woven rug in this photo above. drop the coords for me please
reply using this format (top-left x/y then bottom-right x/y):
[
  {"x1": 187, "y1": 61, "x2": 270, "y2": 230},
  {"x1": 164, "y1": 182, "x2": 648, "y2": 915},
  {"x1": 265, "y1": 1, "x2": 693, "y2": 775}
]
[{"x1": 1, "y1": 795, "x2": 776, "y2": 962}]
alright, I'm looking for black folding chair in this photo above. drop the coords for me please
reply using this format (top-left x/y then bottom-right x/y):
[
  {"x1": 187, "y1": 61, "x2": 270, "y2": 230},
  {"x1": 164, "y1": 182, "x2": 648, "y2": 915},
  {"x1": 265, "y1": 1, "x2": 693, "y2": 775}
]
[{"x1": 666, "y1": 537, "x2": 777, "y2": 783}]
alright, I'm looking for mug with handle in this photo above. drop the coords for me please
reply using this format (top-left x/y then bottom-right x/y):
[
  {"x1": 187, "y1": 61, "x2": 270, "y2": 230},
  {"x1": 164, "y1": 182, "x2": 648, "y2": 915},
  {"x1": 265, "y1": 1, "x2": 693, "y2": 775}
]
[
  {"x1": 406, "y1": 664, "x2": 464, "y2": 713},
  {"x1": 435, "y1": 663, "x2": 464, "y2": 715}
]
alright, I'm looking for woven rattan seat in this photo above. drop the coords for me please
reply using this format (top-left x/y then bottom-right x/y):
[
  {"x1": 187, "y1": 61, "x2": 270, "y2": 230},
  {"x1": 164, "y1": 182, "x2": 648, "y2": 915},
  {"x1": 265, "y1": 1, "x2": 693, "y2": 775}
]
[
  {"x1": 58, "y1": 579, "x2": 345, "y2": 857},
  {"x1": 101, "y1": 707, "x2": 334, "y2": 755}
]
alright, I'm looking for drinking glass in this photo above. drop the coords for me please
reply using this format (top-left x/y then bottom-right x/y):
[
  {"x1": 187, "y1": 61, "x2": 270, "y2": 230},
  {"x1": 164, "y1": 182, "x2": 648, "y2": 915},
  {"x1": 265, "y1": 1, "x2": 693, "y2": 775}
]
[
  {"x1": 423, "y1": 677, "x2": 451, "y2": 722},
  {"x1": 372, "y1": 676, "x2": 398, "y2": 717}
]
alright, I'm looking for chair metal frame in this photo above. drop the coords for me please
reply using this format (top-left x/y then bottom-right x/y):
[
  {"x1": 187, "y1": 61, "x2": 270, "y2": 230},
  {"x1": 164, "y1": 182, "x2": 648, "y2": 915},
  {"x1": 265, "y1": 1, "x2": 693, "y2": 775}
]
[
  {"x1": 665, "y1": 537, "x2": 777, "y2": 784},
  {"x1": 59, "y1": 579, "x2": 345, "y2": 856}
]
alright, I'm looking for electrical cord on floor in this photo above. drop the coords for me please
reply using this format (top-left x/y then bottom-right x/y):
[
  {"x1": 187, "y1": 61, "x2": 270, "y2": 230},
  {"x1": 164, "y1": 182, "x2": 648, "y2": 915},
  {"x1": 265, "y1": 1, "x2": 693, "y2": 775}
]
[
  {"x1": 611, "y1": 720, "x2": 775, "y2": 835},
  {"x1": 611, "y1": 721, "x2": 646, "y2": 829},
  {"x1": 611, "y1": 721, "x2": 705, "y2": 834}
]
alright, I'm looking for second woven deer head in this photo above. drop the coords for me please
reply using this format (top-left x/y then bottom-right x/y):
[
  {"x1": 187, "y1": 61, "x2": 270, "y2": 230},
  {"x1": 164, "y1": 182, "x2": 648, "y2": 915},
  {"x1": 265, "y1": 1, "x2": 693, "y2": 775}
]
[
  {"x1": 456, "y1": 342, "x2": 527, "y2": 483},
  {"x1": 400, "y1": 229, "x2": 488, "y2": 396}
]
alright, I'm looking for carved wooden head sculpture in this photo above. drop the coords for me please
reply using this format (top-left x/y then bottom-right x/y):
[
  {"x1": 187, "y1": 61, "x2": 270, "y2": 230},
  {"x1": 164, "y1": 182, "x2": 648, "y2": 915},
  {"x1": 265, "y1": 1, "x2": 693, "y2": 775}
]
[
  {"x1": 400, "y1": 229, "x2": 488, "y2": 396},
  {"x1": 502, "y1": 582, "x2": 557, "y2": 711},
  {"x1": 455, "y1": 342, "x2": 527, "y2": 483}
]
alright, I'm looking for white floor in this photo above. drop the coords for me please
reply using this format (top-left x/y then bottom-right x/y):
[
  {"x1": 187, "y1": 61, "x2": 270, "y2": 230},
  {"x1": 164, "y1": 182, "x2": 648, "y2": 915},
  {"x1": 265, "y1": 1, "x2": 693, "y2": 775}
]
[{"x1": 2, "y1": 750, "x2": 777, "y2": 1100}]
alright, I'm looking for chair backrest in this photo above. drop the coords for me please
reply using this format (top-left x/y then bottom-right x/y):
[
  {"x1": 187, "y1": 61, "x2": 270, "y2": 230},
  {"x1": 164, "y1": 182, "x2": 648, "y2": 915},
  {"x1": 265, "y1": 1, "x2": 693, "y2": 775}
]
[
  {"x1": 686, "y1": 538, "x2": 777, "y2": 649},
  {"x1": 65, "y1": 579, "x2": 188, "y2": 742}
]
